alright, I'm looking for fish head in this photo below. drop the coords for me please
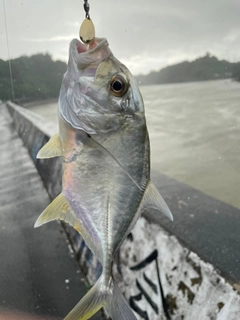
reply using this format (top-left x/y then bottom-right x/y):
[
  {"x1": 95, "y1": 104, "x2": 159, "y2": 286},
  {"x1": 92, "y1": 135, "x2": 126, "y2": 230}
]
[{"x1": 59, "y1": 38, "x2": 145, "y2": 134}]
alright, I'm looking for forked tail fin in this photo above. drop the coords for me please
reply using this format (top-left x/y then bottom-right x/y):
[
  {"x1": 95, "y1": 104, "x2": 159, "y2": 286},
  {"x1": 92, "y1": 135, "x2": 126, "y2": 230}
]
[
  {"x1": 106, "y1": 280, "x2": 137, "y2": 320},
  {"x1": 64, "y1": 275, "x2": 137, "y2": 320}
]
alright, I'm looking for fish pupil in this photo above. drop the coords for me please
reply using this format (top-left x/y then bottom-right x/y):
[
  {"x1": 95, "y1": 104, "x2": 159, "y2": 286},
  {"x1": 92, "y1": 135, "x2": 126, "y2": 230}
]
[{"x1": 112, "y1": 80, "x2": 123, "y2": 92}]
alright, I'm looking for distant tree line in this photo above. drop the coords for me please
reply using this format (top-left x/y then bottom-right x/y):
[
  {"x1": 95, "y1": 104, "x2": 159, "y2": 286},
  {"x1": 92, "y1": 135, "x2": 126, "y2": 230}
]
[
  {"x1": 0, "y1": 53, "x2": 240, "y2": 102},
  {"x1": 0, "y1": 54, "x2": 67, "y2": 102},
  {"x1": 136, "y1": 53, "x2": 240, "y2": 85},
  {"x1": 232, "y1": 62, "x2": 240, "y2": 81}
]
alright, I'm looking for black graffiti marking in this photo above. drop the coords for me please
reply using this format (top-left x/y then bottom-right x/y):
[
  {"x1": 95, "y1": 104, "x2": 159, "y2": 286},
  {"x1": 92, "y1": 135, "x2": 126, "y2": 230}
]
[
  {"x1": 129, "y1": 249, "x2": 171, "y2": 320},
  {"x1": 155, "y1": 254, "x2": 171, "y2": 320},
  {"x1": 127, "y1": 232, "x2": 134, "y2": 242},
  {"x1": 130, "y1": 249, "x2": 158, "y2": 271},
  {"x1": 143, "y1": 272, "x2": 158, "y2": 294},
  {"x1": 136, "y1": 279, "x2": 159, "y2": 314},
  {"x1": 130, "y1": 292, "x2": 149, "y2": 320}
]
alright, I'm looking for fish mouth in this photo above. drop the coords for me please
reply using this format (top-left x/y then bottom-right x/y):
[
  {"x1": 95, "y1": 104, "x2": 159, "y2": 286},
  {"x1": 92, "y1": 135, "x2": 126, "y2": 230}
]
[
  {"x1": 75, "y1": 37, "x2": 109, "y2": 54},
  {"x1": 69, "y1": 38, "x2": 111, "y2": 75},
  {"x1": 76, "y1": 39, "x2": 89, "y2": 54},
  {"x1": 75, "y1": 38, "x2": 99, "y2": 54}
]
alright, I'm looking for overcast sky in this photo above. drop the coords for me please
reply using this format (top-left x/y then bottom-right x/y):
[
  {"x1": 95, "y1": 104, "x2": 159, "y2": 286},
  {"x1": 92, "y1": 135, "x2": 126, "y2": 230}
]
[{"x1": 0, "y1": 0, "x2": 240, "y2": 74}]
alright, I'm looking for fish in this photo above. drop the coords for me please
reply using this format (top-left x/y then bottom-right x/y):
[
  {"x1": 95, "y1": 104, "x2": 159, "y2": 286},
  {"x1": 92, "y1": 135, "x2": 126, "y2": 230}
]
[{"x1": 34, "y1": 37, "x2": 173, "y2": 320}]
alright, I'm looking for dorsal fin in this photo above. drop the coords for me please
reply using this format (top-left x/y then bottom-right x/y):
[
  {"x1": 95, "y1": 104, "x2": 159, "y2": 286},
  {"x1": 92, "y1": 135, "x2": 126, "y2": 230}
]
[
  {"x1": 34, "y1": 193, "x2": 83, "y2": 233},
  {"x1": 37, "y1": 133, "x2": 62, "y2": 159},
  {"x1": 140, "y1": 180, "x2": 173, "y2": 221}
]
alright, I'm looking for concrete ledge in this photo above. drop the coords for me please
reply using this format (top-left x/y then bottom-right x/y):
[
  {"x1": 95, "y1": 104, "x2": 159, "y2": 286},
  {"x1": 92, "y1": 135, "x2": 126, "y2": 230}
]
[{"x1": 7, "y1": 101, "x2": 240, "y2": 320}]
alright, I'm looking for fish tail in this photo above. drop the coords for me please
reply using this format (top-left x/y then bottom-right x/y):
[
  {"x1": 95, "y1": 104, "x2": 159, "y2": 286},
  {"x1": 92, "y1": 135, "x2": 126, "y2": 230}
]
[
  {"x1": 64, "y1": 276, "x2": 104, "y2": 320},
  {"x1": 106, "y1": 278, "x2": 137, "y2": 320},
  {"x1": 64, "y1": 275, "x2": 137, "y2": 320}
]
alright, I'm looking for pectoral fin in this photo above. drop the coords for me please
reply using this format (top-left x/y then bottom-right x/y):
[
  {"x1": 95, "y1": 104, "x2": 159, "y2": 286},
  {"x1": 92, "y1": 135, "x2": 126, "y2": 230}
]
[
  {"x1": 34, "y1": 193, "x2": 83, "y2": 233},
  {"x1": 141, "y1": 180, "x2": 173, "y2": 221},
  {"x1": 37, "y1": 133, "x2": 62, "y2": 158}
]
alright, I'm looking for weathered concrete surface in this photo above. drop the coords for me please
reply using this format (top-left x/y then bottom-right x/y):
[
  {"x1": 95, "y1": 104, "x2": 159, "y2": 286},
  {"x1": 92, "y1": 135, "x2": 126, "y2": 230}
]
[
  {"x1": 6, "y1": 101, "x2": 240, "y2": 320},
  {"x1": 117, "y1": 218, "x2": 240, "y2": 320},
  {"x1": 148, "y1": 170, "x2": 240, "y2": 285},
  {"x1": 0, "y1": 104, "x2": 102, "y2": 319},
  {"x1": 69, "y1": 215, "x2": 240, "y2": 320}
]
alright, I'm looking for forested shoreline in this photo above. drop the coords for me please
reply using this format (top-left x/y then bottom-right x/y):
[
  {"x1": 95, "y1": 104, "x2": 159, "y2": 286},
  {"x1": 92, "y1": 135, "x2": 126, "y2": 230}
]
[
  {"x1": 136, "y1": 53, "x2": 240, "y2": 86},
  {"x1": 0, "y1": 53, "x2": 239, "y2": 103},
  {"x1": 0, "y1": 54, "x2": 66, "y2": 102}
]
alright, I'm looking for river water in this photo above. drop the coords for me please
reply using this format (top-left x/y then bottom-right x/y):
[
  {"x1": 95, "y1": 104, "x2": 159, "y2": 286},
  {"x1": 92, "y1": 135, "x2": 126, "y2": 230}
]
[{"x1": 28, "y1": 79, "x2": 240, "y2": 209}]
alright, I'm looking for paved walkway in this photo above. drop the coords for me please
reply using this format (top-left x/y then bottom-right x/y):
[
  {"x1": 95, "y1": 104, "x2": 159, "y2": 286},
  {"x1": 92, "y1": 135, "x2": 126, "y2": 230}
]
[{"x1": 0, "y1": 104, "x2": 102, "y2": 319}]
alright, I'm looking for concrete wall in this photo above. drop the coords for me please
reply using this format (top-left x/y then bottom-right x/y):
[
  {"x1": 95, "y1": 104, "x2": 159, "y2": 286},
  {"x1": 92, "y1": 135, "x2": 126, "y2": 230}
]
[{"x1": 7, "y1": 101, "x2": 240, "y2": 320}]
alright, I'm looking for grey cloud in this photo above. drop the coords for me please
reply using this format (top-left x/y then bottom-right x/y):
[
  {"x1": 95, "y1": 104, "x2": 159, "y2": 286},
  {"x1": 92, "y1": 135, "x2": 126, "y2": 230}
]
[{"x1": 0, "y1": 0, "x2": 239, "y2": 74}]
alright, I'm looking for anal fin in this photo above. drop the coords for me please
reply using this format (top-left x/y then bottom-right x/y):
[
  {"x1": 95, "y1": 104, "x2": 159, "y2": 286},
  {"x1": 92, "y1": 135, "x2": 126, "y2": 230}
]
[
  {"x1": 140, "y1": 180, "x2": 173, "y2": 221},
  {"x1": 34, "y1": 193, "x2": 83, "y2": 233},
  {"x1": 37, "y1": 133, "x2": 62, "y2": 159}
]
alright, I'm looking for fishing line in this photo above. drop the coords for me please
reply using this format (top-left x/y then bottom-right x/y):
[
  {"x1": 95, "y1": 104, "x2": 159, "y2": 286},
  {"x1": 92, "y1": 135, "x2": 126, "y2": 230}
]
[{"x1": 2, "y1": 0, "x2": 15, "y2": 102}]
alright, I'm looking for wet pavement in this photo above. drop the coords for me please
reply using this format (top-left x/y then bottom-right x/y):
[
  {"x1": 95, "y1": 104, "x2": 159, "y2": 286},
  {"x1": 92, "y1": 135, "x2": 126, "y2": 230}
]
[{"x1": 0, "y1": 105, "x2": 102, "y2": 319}]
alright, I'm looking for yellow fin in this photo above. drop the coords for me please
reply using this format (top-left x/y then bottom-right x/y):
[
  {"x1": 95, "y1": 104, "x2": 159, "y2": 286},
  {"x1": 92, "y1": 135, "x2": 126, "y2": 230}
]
[
  {"x1": 37, "y1": 133, "x2": 62, "y2": 159},
  {"x1": 34, "y1": 193, "x2": 82, "y2": 233}
]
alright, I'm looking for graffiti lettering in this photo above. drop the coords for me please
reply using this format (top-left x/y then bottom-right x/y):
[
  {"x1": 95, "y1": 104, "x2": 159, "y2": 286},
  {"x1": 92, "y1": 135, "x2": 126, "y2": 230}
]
[{"x1": 129, "y1": 250, "x2": 171, "y2": 320}]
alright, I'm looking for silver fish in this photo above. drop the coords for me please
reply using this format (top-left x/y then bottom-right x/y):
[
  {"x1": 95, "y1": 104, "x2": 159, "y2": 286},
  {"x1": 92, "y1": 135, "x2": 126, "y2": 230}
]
[{"x1": 35, "y1": 37, "x2": 173, "y2": 320}]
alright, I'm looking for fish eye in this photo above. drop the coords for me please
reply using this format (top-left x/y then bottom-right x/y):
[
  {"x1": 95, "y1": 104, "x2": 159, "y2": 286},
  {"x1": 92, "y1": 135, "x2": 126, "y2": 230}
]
[{"x1": 110, "y1": 75, "x2": 128, "y2": 97}]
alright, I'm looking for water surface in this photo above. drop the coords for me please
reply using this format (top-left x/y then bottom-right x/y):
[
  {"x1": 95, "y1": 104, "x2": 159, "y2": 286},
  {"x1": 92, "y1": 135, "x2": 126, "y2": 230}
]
[{"x1": 29, "y1": 79, "x2": 240, "y2": 209}]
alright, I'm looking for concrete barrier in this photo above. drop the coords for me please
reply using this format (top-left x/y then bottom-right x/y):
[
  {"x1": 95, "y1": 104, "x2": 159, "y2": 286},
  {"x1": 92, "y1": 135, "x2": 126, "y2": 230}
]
[{"x1": 7, "y1": 101, "x2": 240, "y2": 320}]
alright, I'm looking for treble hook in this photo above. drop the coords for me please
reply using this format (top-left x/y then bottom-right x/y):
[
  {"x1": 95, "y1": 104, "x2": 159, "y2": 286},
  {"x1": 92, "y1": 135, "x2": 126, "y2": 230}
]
[{"x1": 83, "y1": 0, "x2": 90, "y2": 20}]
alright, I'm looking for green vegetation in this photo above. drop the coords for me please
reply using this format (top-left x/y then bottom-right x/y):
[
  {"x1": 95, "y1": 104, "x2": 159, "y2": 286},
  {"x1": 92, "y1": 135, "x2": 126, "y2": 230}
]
[
  {"x1": 232, "y1": 62, "x2": 240, "y2": 81},
  {"x1": 0, "y1": 53, "x2": 240, "y2": 102},
  {"x1": 0, "y1": 54, "x2": 67, "y2": 102},
  {"x1": 136, "y1": 53, "x2": 240, "y2": 85}
]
